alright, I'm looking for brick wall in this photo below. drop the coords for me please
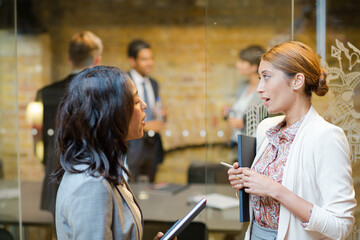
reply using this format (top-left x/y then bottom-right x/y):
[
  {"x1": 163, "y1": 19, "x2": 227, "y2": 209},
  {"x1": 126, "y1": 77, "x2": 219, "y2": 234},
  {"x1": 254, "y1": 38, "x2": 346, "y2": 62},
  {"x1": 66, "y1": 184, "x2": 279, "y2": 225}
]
[
  {"x1": 17, "y1": 34, "x2": 51, "y2": 180},
  {"x1": 11, "y1": 23, "x2": 275, "y2": 181},
  {"x1": 0, "y1": 30, "x2": 18, "y2": 179}
]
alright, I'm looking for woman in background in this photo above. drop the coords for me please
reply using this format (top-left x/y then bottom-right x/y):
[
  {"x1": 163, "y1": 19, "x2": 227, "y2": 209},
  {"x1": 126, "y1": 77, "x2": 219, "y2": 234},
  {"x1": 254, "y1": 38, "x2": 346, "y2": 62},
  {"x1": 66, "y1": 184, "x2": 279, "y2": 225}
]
[
  {"x1": 222, "y1": 45, "x2": 266, "y2": 143},
  {"x1": 52, "y1": 66, "x2": 169, "y2": 240},
  {"x1": 228, "y1": 41, "x2": 356, "y2": 239}
]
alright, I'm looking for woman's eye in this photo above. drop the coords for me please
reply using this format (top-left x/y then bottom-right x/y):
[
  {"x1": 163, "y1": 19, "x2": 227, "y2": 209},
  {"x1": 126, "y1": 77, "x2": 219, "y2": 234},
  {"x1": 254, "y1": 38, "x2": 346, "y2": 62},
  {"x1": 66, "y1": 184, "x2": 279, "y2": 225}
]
[{"x1": 263, "y1": 75, "x2": 270, "y2": 80}]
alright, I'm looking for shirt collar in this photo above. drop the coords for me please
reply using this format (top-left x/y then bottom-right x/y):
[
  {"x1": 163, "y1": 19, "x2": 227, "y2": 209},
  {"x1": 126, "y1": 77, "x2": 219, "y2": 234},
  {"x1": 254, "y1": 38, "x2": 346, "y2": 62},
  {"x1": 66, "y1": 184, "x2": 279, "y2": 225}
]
[
  {"x1": 266, "y1": 116, "x2": 305, "y2": 146},
  {"x1": 130, "y1": 69, "x2": 150, "y2": 85}
]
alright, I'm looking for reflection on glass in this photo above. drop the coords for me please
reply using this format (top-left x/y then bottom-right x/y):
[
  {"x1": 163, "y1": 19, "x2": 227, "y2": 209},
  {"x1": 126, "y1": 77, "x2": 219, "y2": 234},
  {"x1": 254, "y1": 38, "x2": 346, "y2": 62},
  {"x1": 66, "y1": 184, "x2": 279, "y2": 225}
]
[{"x1": 317, "y1": 0, "x2": 360, "y2": 237}]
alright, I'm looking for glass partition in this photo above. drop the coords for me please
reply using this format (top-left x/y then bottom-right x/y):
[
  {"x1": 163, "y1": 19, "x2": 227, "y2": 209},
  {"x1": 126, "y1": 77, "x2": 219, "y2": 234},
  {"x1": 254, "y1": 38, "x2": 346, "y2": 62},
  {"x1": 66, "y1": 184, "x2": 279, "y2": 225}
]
[
  {"x1": 10, "y1": 0, "x2": 360, "y2": 239},
  {"x1": 314, "y1": 0, "x2": 360, "y2": 237},
  {"x1": 205, "y1": 1, "x2": 293, "y2": 239},
  {"x1": 205, "y1": 1, "x2": 294, "y2": 159},
  {"x1": 295, "y1": 0, "x2": 360, "y2": 238},
  {"x1": 0, "y1": 0, "x2": 21, "y2": 239}
]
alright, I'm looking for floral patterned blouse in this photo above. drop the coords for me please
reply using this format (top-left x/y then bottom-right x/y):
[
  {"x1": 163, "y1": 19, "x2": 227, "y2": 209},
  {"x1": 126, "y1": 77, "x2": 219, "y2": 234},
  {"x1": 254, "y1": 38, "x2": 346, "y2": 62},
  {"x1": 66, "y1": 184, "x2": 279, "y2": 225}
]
[{"x1": 251, "y1": 117, "x2": 304, "y2": 230}]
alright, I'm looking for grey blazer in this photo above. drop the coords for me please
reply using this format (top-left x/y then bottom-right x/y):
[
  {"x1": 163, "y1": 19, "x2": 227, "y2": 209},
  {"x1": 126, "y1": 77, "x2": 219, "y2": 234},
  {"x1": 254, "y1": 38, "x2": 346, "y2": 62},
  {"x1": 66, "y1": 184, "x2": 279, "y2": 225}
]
[{"x1": 56, "y1": 169, "x2": 143, "y2": 240}]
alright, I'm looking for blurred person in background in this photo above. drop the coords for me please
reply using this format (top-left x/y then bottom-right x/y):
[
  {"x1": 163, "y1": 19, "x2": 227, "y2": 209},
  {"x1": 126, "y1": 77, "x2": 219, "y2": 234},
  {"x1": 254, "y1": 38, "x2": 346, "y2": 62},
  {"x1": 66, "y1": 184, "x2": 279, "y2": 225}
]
[
  {"x1": 126, "y1": 39, "x2": 166, "y2": 183},
  {"x1": 222, "y1": 45, "x2": 266, "y2": 145},
  {"x1": 34, "y1": 30, "x2": 103, "y2": 215}
]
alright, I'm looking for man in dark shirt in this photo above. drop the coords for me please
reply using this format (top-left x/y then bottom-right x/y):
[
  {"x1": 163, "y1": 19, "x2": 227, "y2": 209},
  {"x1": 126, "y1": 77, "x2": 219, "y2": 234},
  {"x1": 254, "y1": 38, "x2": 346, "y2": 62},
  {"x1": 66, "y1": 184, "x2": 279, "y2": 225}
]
[{"x1": 35, "y1": 31, "x2": 103, "y2": 215}]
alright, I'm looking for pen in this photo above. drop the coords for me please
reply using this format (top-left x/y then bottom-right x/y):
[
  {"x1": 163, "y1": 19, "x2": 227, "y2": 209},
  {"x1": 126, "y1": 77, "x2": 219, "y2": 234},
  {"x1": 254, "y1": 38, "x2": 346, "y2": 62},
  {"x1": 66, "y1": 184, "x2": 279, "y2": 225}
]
[{"x1": 220, "y1": 162, "x2": 233, "y2": 168}]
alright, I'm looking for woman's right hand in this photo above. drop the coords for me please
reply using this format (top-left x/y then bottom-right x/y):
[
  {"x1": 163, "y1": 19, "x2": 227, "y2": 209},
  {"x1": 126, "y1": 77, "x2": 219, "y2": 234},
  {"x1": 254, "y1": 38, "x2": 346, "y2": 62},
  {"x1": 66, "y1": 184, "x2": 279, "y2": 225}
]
[{"x1": 227, "y1": 162, "x2": 249, "y2": 190}]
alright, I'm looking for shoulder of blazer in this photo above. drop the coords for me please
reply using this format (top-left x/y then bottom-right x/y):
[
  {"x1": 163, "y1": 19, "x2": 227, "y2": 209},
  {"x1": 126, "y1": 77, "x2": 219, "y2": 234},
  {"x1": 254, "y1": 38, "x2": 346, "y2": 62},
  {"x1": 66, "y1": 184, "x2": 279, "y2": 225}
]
[
  {"x1": 149, "y1": 77, "x2": 158, "y2": 87},
  {"x1": 257, "y1": 115, "x2": 285, "y2": 136},
  {"x1": 36, "y1": 74, "x2": 75, "y2": 101},
  {"x1": 302, "y1": 113, "x2": 346, "y2": 145}
]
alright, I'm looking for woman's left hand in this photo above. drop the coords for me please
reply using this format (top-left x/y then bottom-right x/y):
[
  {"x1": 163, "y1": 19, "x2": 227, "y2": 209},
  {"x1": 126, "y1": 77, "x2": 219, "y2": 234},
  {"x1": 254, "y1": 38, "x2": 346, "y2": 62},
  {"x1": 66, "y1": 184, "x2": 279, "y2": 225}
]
[
  {"x1": 241, "y1": 168, "x2": 280, "y2": 198},
  {"x1": 153, "y1": 232, "x2": 177, "y2": 240}
]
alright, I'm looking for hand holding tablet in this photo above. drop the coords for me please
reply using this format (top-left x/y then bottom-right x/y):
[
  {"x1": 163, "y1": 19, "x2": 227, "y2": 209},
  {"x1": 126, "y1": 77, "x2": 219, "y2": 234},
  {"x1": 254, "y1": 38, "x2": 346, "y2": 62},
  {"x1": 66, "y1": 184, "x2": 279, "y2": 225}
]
[{"x1": 160, "y1": 197, "x2": 207, "y2": 240}]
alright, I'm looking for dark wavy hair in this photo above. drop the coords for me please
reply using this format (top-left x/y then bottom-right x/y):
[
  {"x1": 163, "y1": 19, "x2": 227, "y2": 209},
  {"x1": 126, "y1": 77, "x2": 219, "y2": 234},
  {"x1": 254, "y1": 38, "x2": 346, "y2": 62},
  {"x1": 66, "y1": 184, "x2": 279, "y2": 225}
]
[
  {"x1": 51, "y1": 66, "x2": 133, "y2": 184},
  {"x1": 127, "y1": 39, "x2": 151, "y2": 59}
]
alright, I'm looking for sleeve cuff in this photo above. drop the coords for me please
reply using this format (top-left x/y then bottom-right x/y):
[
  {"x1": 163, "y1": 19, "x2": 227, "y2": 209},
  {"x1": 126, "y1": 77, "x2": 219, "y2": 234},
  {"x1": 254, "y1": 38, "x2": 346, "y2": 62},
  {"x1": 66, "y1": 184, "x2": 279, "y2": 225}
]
[{"x1": 301, "y1": 207, "x2": 313, "y2": 229}]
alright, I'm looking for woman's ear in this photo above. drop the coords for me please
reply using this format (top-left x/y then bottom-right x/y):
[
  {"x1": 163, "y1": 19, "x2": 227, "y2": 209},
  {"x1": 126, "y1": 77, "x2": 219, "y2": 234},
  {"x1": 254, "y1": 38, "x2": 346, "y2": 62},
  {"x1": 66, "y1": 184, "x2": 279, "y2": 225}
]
[
  {"x1": 292, "y1": 73, "x2": 305, "y2": 91},
  {"x1": 93, "y1": 55, "x2": 102, "y2": 66}
]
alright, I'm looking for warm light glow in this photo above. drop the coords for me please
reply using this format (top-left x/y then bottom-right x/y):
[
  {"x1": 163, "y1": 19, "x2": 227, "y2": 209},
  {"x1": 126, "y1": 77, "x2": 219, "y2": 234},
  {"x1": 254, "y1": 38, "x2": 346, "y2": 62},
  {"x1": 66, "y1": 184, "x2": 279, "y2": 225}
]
[
  {"x1": 35, "y1": 140, "x2": 44, "y2": 162},
  {"x1": 26, "y1": 102, "x2": 43, "y2": 127}
]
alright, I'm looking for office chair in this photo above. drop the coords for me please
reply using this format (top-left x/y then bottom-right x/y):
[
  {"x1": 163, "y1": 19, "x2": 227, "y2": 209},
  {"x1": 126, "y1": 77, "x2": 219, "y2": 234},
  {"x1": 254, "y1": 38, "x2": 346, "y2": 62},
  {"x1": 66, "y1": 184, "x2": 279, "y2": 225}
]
[
  {"x1": 143, "y1": 220, "x2": 207, "y2": 240},
  {"x1": 187, "y1": 162, "x2": 229, "y2": 184},
  {"x1": 0, "y1": 227, "x2": 15, "y2": 240}
]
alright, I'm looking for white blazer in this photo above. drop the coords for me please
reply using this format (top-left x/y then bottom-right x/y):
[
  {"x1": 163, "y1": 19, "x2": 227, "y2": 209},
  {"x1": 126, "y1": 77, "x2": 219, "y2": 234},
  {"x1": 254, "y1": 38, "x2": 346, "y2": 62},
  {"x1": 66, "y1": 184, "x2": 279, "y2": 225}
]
[{"x1": 244, "y1": 106, "x2": 356, "y2": 240}]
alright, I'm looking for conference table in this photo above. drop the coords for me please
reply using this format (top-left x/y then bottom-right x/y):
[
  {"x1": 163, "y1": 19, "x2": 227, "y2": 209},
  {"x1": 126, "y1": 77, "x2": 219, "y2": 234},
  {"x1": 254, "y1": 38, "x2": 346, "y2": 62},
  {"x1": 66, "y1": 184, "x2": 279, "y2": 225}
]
[
  {"x1": 0, "y1": 180, "x2": 244, "y2": 238},
  {"x1": 0, "y1": 180, "x2": 54, "y2": 239},
  {"x1": 129, "y1": 182, "x2": 244, "y2": 235}
]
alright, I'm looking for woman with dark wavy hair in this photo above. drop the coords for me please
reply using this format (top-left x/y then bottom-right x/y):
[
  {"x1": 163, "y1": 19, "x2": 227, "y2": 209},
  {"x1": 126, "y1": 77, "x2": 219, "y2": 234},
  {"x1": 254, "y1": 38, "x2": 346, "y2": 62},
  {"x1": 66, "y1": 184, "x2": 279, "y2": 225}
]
[
  {"x1": 52, "y1": 66, "x2": 168, "y2": 240},
  {"x1": 227, "y1": 41, "x2": 356, "y2": 239}
]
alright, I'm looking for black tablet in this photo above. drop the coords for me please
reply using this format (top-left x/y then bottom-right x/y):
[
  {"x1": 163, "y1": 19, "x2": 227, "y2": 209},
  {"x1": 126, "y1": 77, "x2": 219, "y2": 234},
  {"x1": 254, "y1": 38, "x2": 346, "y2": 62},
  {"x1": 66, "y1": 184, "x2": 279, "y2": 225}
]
[{"x1": 160, "y1": 197, "x2": 207, "y2": 240}]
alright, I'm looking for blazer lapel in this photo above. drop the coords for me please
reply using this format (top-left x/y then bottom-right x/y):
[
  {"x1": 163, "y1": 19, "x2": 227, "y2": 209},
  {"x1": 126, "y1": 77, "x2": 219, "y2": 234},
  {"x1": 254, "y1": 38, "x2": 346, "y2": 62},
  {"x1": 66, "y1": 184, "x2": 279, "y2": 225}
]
[{"x1": 278, "y1": 106, "x2": 317, "y2": 240}]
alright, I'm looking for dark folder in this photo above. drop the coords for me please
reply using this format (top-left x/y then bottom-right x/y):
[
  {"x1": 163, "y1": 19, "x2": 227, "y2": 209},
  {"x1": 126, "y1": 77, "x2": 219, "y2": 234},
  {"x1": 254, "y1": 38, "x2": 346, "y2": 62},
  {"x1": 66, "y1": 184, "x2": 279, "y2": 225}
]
[{"x1": 238, "y1": 134, "x2": 256, "y2": 222}]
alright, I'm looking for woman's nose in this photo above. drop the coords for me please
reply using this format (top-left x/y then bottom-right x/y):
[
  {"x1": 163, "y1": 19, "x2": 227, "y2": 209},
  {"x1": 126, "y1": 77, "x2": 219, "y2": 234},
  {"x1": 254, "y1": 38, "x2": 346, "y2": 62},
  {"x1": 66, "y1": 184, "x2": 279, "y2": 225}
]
[
  {"x1": 142, "y1": 100, "x2": 147, "y2": 110},
  {"x1": 256, "y1": 80, "x2": 264, "y2": 93}
]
